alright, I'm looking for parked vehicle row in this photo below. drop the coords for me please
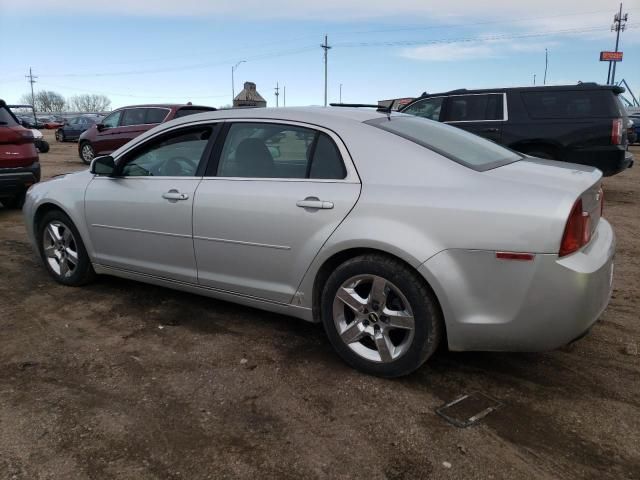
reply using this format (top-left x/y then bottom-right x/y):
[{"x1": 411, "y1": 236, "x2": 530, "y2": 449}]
[
  {"x1": 23, "y1": 106, "x2": 615, "y2": 377},
  {"x1": 399, "y1": 83, "x2": 634, "y2": 176},
  {"x1": 56, "y1": 115, "x2": 103, "y2": 142}
]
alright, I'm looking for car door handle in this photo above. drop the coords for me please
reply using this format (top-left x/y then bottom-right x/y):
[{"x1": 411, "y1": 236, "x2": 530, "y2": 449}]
[
  {"x1": 481, "y1": 127, "x2": 499, "y2": 133},
  {"x1": 162, "y1": 190, "x2": 189, "y2": 201},
  {"x1": 296, "y1": 197, "x2": 334, "y2": 209}
]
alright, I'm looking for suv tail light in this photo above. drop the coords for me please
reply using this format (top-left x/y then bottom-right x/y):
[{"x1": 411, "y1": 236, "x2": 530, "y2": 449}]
[
  {"x1": 559, "y1": 199, "x2": 591, "y2": 257},
  {"x1": 0, "y1": 128, "x2": 35, "y2": 145},
  {"x1": 611, "y1": 118, "x2": 623, "y2": 145}
]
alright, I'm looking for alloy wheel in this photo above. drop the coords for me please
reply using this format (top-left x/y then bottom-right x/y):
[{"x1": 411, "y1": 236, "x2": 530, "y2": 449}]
[
  {"x1": 332, "y1": 274, "x2": 415, "y2": 363},
  {"x1": 81, "y1": 144, "x2": 94, "y2": 163},
  {"x1": 42, "y1": 221, "x2": 79, "y2": 279}
]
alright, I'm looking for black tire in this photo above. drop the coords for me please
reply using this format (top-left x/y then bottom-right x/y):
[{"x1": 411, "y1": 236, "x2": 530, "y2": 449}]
[
  {"x1": 321, "y1": 254, "x2": 443, "y2": 378},
  {"x1": 37, "y1": 210, "x2": 95, "y2": 286},
  {"x1": 79, "y1": 141, "x2": 95, "y2": 165},
  {"x1": 1, "y1": 193, "x2": 25, "y2": 209},
  {"x1": 56, "y1": 129, "x2": 65, "y2": 142},
  {"x1": 37, "y1": 140, "x2": 50, "y2": 153}
]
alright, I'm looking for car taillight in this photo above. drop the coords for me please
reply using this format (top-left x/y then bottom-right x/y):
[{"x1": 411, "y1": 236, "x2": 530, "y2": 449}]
[
  {"x1": 611, "y1": 118, "x2": 623, "y2": 145},
  {"x1": 559, "y1": 199, "x2": 594, "y2": 257},
  {"x1": 0, "y1": 128, "x2": 34, "y2": 145}
]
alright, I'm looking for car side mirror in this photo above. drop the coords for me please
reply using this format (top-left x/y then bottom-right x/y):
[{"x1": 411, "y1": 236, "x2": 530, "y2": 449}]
[
  {"x1": 96, "y1": 123, "x2": 106, "y2": 132},
  {"x1": 90, "y1": 155, "x2": 116, "y2": 176}
]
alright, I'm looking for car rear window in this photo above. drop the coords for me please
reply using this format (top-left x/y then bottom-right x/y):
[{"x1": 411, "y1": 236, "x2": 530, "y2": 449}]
[
  {"x1": 174, "y1": 107, "x2": 215, "y2": 119},
  {"x1": 0, "y1": 107, "x2": 19, "y2": 127},
  {"x1": 365, "y1": 115, "x2": 521, "y2": 171},
  {"x1": 145, "y1": 108, "x2": 170, "y2": 124},
  {"x1": 521, "y1": 90, "x2": 621, "y2": 119}
]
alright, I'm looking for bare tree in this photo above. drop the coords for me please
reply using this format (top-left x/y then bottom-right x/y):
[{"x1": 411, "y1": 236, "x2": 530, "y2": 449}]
[
  {"x1": 19, "y1": 91, "x2": 66, "y2": 112},
  {"x1": 68, "y1": 94, "x2": 111, "y2": 113}
]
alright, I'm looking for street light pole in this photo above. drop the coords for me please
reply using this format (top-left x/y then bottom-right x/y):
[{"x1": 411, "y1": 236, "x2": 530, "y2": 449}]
[
  {"x1": 340, "y1": 83, "x2": 342, "y2": 103},
  {"x1": 231, "y1": 60, "x2": 246, "y2": 104}
]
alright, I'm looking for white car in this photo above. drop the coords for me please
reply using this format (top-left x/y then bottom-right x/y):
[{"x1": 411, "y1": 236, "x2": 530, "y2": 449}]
[{"x1": 23, "y1": 107, "x2": 615, "y2": 377}]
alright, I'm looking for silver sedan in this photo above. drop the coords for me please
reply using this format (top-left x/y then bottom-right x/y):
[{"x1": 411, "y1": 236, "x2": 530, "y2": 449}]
[{"x1": 23, "y1": 107, "x2": 615, "y2": 377}]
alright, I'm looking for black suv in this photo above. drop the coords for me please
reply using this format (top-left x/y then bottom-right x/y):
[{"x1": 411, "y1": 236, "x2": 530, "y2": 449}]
[{"x1": 399, "y1": 83, "x2": 634, "y2": 176}]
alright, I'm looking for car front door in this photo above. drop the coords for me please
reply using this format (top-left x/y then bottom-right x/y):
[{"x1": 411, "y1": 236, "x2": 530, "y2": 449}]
[
  {"x1": 85, "y1": 124, "x2": 217, "y2": 283},
  {"x1": 443, "y1": 93, "x2": 506, "y2": 143},
  {"x1": 93, "y1": 110, "x2": 123, "y2": 155},
  {"x1": 193, "y1": 121, "x2": 361, "y2": 304}
]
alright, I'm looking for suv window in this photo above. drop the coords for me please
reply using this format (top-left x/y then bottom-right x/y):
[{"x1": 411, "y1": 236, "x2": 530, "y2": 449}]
[
  {"x1": 145, "y1": 108, "x2": 170, "y2": 124},
  {"x1": 445, "y1": 94, "x2": 504, "y2": 122},
  {"x1": 102, "y1": 111, "x2": 122, "y2": 128},
  {"x1": 121, "y1": 108, "x2": 147, "y2": 126},
  {"x1": 366, "y1": 116, "x2": 521, "y2": 171},
  {"x1": 402, "y1": 97, "x2": 444, "y2": 121},
  {"x1": 217, "y1": 123, "x2": 345, "y2": 179},
  {"x1": 521, "y1": 90, "x2": 621, "y2": 119},
  {"x1": 121, "y1": 127, "x2": 212, "y2": 177},
  {"x1": 0, "y1": 108, "x2": 19, "y2": 127}
]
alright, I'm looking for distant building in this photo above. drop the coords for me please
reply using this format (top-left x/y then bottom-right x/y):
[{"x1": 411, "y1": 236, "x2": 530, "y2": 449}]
[{"x1": 234, "y1": 82, "x2": 267, "y2": 108}]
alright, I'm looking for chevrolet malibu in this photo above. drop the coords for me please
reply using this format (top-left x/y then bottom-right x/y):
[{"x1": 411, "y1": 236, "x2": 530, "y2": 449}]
[{"x1": 23, "y1": 107, "x2": 615, "y2": 377}]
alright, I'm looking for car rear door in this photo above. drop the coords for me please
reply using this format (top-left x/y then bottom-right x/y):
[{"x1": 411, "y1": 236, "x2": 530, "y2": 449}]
[
  {"x1": 443, "y1": 93, "x2": 506, "y2": 143},
  {"x1": 193, "y1": 120, "x2": 361, "y2": 304},
  {"x1": 85, "y1": 124, "x2": 217, "y2": 283}
]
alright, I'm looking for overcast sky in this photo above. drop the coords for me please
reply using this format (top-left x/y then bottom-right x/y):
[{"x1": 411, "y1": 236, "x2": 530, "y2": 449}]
[{"x1": 1, "y1": 0, "x2": 639, "y2": 109}]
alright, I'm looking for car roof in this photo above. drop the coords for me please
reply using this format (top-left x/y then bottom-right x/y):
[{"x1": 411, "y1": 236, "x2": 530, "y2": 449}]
[
  {"x1": 172, "y1": 106, "x2": 389, "y2": 125},
  {"x1": 114, "y1": 103, "x2": 215, "y2": 109},
  {"x1": 412, "y1": 83, "x2": 625, "y2": 99}
]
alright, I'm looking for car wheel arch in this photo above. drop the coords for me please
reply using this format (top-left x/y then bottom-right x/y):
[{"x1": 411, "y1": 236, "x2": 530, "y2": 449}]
[
  {"x1": 33, "y1": 203, "x2": 93, "y2": 256},
  {"x1": 310, "y1": 247, "x2": 445, "y2": 333},
  {"x1": 511, "y1": 140, "x2": 562, "y2": 159}
]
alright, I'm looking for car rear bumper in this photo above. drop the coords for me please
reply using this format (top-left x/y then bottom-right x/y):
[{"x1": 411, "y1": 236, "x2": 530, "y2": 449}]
[
  {"x1": 419, "y1": 219, "x2": 615, "y2": 352},
  {"x1": 0, "y1": 162, "x2": 41, "y2": 198},
  {"x1": 566, "y1": 147, "x2": 633, "y2": 176}
]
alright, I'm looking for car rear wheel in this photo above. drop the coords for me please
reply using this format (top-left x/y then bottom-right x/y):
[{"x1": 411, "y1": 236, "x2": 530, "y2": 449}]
[
  {"x1": 80, "y1": 142, "x2": 95, "y2": 164},
  {"x1": 56, "y1": 130, "x2": 65, "y2": 142},
  {"x1": 0, "y1": 193, "x2": 25, "y2": 209},
  {"x1": 321, "y1": 254, "x2": 443, "y2": 377},
  {"x1": 37, "y1": 210, "x2": 95, "y2": 286}
]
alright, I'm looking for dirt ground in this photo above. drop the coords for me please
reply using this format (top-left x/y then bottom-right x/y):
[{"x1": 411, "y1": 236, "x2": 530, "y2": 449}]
[{"x1": 0, "y1": 130, "x2": 638, "y2": 480}]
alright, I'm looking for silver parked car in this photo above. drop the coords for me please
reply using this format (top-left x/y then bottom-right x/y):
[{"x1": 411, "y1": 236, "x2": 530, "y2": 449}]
[{"x1": 23, "y1": 107, "x2": 615, "y2": 377}]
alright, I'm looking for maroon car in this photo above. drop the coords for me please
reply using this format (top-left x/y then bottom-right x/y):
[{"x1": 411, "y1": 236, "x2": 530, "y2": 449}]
[
  {"x1": 78, "y1": 103, "x2": 216, "y2": 164},
  {"x1": 0, "y1": 100, "x2": 40, "y2": 208}
]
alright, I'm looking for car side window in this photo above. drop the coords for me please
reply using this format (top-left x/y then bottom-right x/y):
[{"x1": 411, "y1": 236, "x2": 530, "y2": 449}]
[
  {"x1": 145, "y1": 108, "x2": 170, "y2": 124},
  {"x1": 445, "y1": 94, "x2": 504, "y2": 122},
  {"x1": 120, "y1": 127, "x2": 213, "y2": 177},
  {"x1": 102, "y1": 111, "x2": 122, "y2": 128},
  {"x1": 402, "y1": 97, "x2": 444, "y2": 121},
  {"x1": 216, "y1": 123, "x2": 346, "y2": 180},
  {"x1": 121, "y1": 108, "x2": 147, "y2": 127}
]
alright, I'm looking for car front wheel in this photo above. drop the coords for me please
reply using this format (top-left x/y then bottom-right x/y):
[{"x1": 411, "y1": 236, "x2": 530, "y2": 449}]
[
  {"x1": 79, "y1": 142, "x2": 95, "y2": 164},
  {"x1": 38, "y1": 210, "x2": 95, "y2": 286},
  {"x1": 321, "y1": 254, "x2": 443, "y2": 377}
]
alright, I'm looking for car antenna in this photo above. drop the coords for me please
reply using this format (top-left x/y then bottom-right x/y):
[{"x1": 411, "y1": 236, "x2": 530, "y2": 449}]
[{"x1": 329, "y1": 103, "x2": 392, "y2": 120}]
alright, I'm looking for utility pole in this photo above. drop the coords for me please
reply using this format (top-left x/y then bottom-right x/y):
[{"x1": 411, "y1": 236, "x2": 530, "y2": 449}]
[
  {"x1": 321, "y1": 35, "x2": 331, "y2": 107},
  {"x1": 275, "y1": 82, "x2": 280, "y2": 108},
  {"x1": 543, "y1": 49, "x2": 548, "y2": 85},
  {"x1": 25, "y1": 67, "x2": 38, "y2": 121},
  {"x1": 533, "y1": 74, "x2": 536, "y2": 86},
  {"x1": 231, "y1": 60, "x2": 246, "y2": 105},
  {"x1": 339, "y1": 83, "x2": 343, "y2": 103},
  {"x1": 609, "y1": 3, "x2": 628, "y2": 85},
  {"x1": 283, "y1": 86, "x2": 286, "y2": 107}
]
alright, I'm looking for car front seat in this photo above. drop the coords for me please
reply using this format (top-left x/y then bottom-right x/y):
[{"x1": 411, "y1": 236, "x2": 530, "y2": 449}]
[{"x1": 234, "y1": 138, "x2": 275, "y2": 177}]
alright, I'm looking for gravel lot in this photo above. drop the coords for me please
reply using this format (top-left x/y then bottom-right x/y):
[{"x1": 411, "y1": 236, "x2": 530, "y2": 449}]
[{"x1": 1, "y1": 130, "x2": 638, "y2": 480}]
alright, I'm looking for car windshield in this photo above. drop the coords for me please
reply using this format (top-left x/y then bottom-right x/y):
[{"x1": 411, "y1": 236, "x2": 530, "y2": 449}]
[{"x1": 365, "y1": 115, "x2": 521, "y2": 171}]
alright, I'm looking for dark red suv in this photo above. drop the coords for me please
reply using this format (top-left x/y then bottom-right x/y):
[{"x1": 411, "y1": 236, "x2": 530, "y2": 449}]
[
  {"x1": 78, "y1": 103, "x2": 216, "y2": 164},
  {"x1": 0, "y1": 99, "x2": 40, "y2": 209}
]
